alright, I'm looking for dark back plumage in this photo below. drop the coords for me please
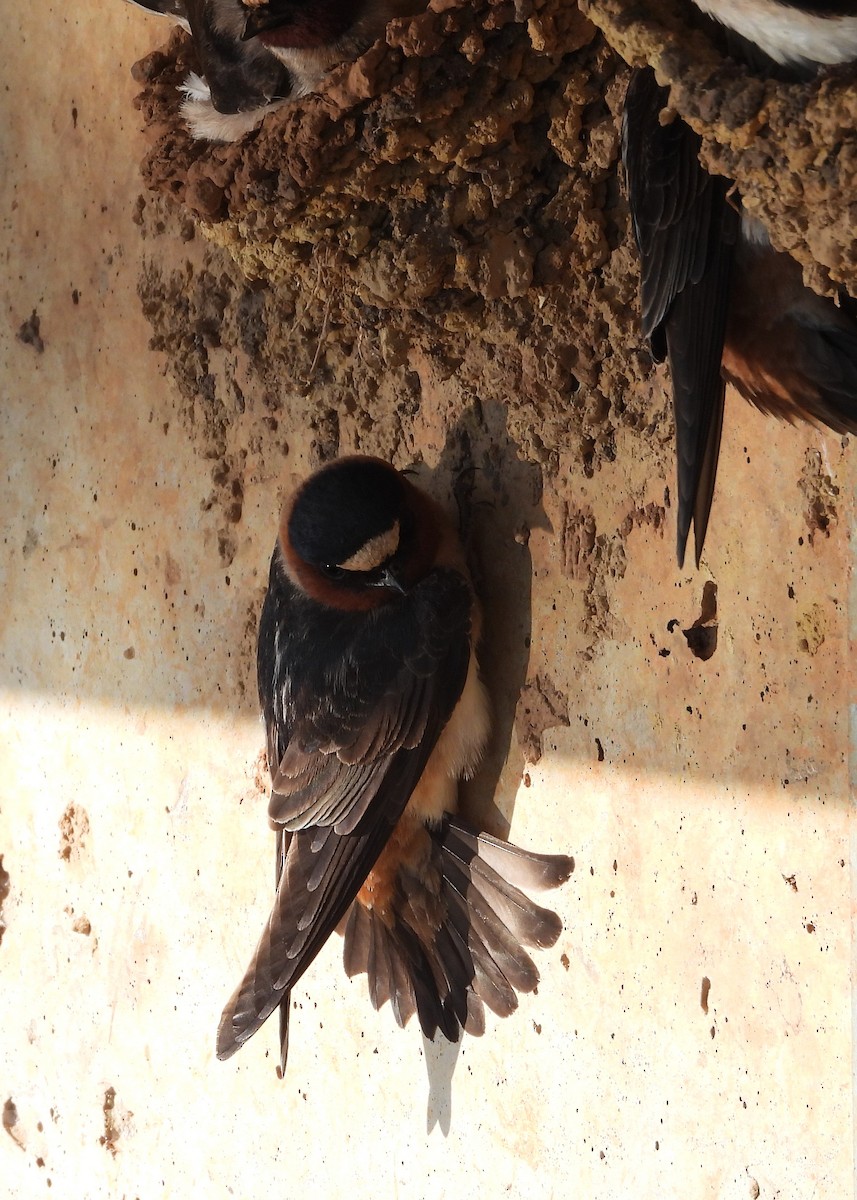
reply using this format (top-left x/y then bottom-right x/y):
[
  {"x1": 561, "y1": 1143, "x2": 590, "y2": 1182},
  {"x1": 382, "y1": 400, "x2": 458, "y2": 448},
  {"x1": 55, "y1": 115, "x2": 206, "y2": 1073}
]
[{"x1": 217, "y1": 541, "x2": 474, "y2": 1063}]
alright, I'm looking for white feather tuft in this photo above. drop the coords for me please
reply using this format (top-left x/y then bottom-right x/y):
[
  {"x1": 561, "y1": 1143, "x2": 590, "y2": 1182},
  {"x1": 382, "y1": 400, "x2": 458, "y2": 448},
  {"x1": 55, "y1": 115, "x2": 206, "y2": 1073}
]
[
  {"x1": 694, "y1": 0, "x2": 857, "y2": 67},
  {"x1": 180, "y1": 93, "x2": 285, "y2": 143}
]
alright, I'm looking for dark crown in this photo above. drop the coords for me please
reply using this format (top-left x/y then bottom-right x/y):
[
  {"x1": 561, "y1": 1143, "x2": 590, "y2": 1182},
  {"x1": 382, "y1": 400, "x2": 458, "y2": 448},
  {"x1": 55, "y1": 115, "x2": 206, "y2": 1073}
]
[{"x1": 288, "y1": 458, "x2": 406, "y2": 569}]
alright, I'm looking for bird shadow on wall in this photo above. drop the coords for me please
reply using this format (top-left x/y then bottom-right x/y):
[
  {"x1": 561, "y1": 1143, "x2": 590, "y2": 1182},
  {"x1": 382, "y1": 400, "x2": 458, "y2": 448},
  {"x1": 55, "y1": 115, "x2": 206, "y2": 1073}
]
[{"x1": 410, "y1": 398, "x2": 550, "y2": 1134}]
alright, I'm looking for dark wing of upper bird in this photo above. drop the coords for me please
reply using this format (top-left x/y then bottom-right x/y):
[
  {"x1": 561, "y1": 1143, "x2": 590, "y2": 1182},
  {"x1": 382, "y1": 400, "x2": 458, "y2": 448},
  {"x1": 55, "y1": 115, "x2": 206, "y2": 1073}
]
[
  {"x1": 216, "y1": 549, "x2": 473, "y2": 1060},
  {"x1": 622, "y1": 66, "x2": 740, "y2": 567}
]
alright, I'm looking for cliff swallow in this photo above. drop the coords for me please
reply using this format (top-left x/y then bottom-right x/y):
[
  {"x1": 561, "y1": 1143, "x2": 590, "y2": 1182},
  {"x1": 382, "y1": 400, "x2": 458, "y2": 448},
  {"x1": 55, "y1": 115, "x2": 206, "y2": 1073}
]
[
  {"x1": 622, "y1": 62, "x2": 857, "y2": 566},
  {"x1": 239, "y1": 0, "x2": 427, "y2": 98},
  {"x1": 127, "y1": 0, "x2": 292, "y2": 140},
  {"x1": 691, "y1": 0, "x2": 857, "y2": 70},
  {"x1": 217, "y1": 457, "x2": 572, "y2": 1071}
]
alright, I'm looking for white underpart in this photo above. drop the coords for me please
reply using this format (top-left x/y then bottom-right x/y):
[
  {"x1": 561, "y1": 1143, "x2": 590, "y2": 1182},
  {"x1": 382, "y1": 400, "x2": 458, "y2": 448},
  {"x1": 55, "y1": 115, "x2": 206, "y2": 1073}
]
[
  {"x1": 694, "y1": 0, "x2": 857, "y2": 66},
  {"x1": 180, "y1": 72, "x2": 212, "y2": 105},
  {"x1": 740, "y1": 212, "x2": 772, "y2": 246},
  {"x1": 179, "y1": 72, "x2": 287, "y2": 142},
  {"x1": 406, "y1": 646, "x2": 492, "y2": 823}
]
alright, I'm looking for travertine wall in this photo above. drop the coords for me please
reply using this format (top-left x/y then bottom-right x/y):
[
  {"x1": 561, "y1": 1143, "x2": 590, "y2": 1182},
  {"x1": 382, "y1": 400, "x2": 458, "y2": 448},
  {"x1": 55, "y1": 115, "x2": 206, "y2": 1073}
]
[{"x1": 1, "y1": 2, "x2": 854, "y2": 1197}]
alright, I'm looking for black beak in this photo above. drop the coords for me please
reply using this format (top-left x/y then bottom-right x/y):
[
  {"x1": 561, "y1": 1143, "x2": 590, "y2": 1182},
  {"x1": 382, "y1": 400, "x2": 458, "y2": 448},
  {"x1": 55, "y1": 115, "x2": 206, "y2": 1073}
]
[
  {"x1": 372, "y1": 567, "x2": 407, "y2": 595},
  {"x1": 241, "y1": 5, "x2": 293, "y2": 41}
]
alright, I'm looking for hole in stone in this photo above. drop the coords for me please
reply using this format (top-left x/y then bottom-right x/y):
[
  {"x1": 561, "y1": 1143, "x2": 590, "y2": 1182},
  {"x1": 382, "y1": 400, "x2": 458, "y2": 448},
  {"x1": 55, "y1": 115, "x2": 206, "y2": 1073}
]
[{"x1": 683, "y1": 581, "x2": 718, "y2": 661}]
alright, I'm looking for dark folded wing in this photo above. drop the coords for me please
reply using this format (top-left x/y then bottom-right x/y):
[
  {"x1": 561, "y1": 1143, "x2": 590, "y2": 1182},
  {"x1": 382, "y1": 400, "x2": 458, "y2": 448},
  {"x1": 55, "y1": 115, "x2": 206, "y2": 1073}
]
[
  {"x1": 262, "y1": 561, "x2": 471, "y2": 833},
  {"x1": 782, "y1": 308, "x2": 857, "y2": 433},
  {"x1": 273, "y1": 828, "x2": 291, "y2": 1074},
  {"x1": 217, "y1": 558, "x2": 473, "y2": 1059},
  {"x1": 622, "y1": 66, "x2": 738, "y2": 567}
]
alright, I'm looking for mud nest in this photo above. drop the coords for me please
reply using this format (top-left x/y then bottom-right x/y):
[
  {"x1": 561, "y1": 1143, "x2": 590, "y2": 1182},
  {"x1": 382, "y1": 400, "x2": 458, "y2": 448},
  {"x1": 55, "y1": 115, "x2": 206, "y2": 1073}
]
[
  {"x1": 134, "y1": 1, "x2": 666, "y2": 475},
  {"x1": 130, "y1": 0, "x2": 855, "y2": 490}
]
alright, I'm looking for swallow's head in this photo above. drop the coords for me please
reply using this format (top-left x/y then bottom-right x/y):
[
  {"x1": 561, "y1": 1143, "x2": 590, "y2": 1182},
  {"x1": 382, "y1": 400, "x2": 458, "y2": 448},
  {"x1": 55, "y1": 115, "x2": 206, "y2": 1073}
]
[
  {"x1": 180, "y1": 0, "x2": 292, "y2": 114},
  {"x1": 240, "y1": 0, "x2": 359, "y2": 50},
  {"x1": 280, "y1": 457, "x2": 435, "y2": 609}
]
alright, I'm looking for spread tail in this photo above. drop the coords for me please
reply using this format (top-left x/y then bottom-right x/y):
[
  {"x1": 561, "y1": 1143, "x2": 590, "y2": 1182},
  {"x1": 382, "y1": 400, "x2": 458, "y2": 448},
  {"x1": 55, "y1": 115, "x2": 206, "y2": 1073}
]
[{"x1": 342, "y1": 816, "x2": 573, "y2": 1042}]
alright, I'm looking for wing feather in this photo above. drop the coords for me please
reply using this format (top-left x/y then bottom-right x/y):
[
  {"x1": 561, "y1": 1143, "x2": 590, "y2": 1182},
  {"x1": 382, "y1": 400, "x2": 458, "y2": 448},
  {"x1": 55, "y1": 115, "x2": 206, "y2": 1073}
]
[
  {"x1": 217, "y1": 558, "x2": 473, "y2": 1060},
  {"x1": 623, "y1": 66, "x2": 738, "y2": 567}
]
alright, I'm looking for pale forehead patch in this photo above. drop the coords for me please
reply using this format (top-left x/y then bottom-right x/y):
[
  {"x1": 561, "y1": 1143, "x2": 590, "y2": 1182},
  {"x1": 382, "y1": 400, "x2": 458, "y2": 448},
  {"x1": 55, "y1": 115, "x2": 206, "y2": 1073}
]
[{"x1": 338, "y1": 521, "x2": 400, "y2": 572}]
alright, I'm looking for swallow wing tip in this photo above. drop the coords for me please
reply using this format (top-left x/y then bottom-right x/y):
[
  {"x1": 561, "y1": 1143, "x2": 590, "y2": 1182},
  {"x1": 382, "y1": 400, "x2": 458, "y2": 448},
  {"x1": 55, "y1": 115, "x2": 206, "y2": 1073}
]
[{"x1": 215, "y1": 1034, "x2": 238, "y2": 1062}]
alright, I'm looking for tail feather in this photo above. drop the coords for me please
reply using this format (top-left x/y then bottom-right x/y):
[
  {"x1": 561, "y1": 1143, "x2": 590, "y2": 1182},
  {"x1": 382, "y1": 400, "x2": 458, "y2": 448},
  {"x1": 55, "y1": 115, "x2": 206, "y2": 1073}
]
[
  {"x1": 367, "y1": 911, "x2": 394, "y2": 1013},
  {"x1": 345, "y1": 901, "x2": 452, "y2": 1037},
  {"x1": 440, "y1": 880, "x2": 521, "y2": 1015},
  {"x1": 409, "y1": 949, "x2": 460, "y2": 1041},
  {"x1": 429, "y1": 922, "x2": 475, "y2": 1034},
  {"x1": 395, "y1": 916, "x2": 462, "y2": 1041},
  {"x1": 443, "y1": 835, "x2": 565, "y2": 949},
  {"x1": 382, "y1": 924, "x2": 418, "y2": 1030},
  {"x1": 398, "y1": 877, "x2": 473, "y2": 1035},
  {"x1": 443, "y1": 817, "x2": 575, "y2": 891},
  {"x1": 402, "y1": 873, "x2": 487, "y2": 1035},
  {"x1": 441, "y1": 854, "x2": 542, "y2": 994},
  {"x1": 463, "y1": 988, "x2": 486, "y2": 1037},
  {"x1": 342, "y1": 900, "x2": 369, "y2": 977},
  {"x1": 341, "y1": 816, "x2": 572, "y2": 1042}
]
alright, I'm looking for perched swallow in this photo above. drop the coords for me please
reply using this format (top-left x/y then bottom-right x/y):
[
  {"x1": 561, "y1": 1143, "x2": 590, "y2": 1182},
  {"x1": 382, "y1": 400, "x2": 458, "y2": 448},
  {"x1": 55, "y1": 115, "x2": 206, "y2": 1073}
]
[
  {"x1": 127, "y1": 0, "x2": 292, "y2": 140},
  {"x1": 216, "y1": 456, "x2": 572, "y2": 1071},
  {"x1": 622, "y1": 57, "x2": 857, "y2": 567},
  {"x1": 239, "y1": 0, "x2": 427, "y2": 97},
  {"x1": 691, "y1": 0, "x2": 857, "y2": 70}
]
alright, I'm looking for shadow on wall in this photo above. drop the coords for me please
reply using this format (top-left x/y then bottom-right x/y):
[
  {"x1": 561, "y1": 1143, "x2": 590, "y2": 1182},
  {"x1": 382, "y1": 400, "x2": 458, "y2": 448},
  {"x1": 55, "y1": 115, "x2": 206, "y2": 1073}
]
[
  {"x1": 422, "y1": 399, "x2": 550, "y2": 836},
  {"x1": 411, "y1": 400, "x2": 548, "y2": 1133}
]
